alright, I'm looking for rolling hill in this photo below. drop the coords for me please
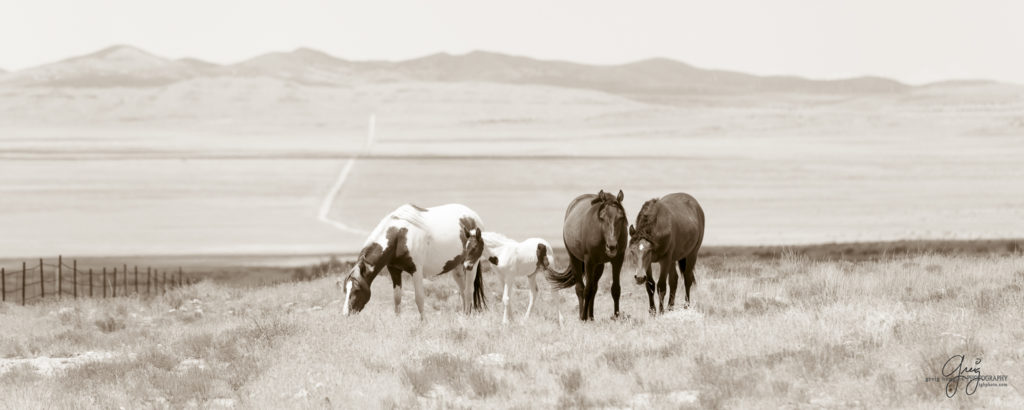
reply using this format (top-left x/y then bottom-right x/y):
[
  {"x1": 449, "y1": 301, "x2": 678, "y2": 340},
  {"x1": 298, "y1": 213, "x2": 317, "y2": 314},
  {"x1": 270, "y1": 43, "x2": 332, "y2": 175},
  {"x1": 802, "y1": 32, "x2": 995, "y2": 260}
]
[{"x1": 0, "y1": 45, "x2": 911, "y2": 95}]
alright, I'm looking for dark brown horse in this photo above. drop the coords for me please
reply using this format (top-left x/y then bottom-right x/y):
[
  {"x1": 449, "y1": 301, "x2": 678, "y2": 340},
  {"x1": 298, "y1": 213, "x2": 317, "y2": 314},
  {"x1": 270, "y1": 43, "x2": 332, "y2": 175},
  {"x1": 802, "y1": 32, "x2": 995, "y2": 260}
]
[
  {"x1": 626, "y1": 193, "x2": 705, "y2": 313},
  {"x1": 547, "y1": 190, "x2": 628, "y2": 321}
]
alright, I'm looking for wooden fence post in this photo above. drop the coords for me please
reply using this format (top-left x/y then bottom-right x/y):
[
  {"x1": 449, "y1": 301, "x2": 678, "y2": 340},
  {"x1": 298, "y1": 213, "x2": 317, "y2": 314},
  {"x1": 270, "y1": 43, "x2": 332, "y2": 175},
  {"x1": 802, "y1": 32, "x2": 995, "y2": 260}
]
[
  {"x1": 102, "y1": 267, "x2": 107, "y2": 298},
  {"x1": 122, "y1": 264, "x2": 127, "y2": 295},
  {"x1": 22, "y1": 262, "x2": 26, "y2": 306},
  {"x1": 2, "y1": 267, "x2": 5, "y2": 302},
  {"x1": 39, "y1": 258, "x2": 44, "y2": 299},
  {"x1": 112, "y1": 268, "x2": 117, "y2": 298},
  {"x1": 73, "y1": 260, "x2": 78, "y2": 299},
  {"x1": 89, "y1": 268, "x2": 94, "y2": 298},
  {"x1": 58, "y1": 255, "x2": 63, "y2": 300},
  {"x1": 134, "y1": 266, "x2": 138, "y2": 294},
  {"x1": 162, "y1": 271, "x2": 167, "y2": 294},
  {"x1": 147, "y1": 267, "x2": 151, "y2": 295}
]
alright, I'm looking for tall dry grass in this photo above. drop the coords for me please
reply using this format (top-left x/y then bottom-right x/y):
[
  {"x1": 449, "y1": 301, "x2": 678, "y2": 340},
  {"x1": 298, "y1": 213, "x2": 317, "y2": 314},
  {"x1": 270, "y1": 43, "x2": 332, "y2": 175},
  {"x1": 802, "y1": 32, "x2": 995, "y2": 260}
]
[{"x1": 0, "y1": 252, "x2": 1021, "y2": 409}]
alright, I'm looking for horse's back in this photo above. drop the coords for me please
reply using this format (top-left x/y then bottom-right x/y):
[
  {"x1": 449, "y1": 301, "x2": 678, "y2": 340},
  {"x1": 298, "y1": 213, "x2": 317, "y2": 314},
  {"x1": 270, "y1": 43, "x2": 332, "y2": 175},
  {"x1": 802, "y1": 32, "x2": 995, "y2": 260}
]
[
  {"x1": 660, "y1": 193, "x2": 705, "y2": 254},
  {"x1": 661, "y1": 193, "x2": 704, "y2": 224},
  {"x1": 564, "y1": 194, "x2": 595, "y2": 222},
  {"x1": 512, "y1": 237, "x2": 555, "y2": 276},
  {"x1": 368, "y1": 203, "x2": 482, "y2": 277},
  {"x1": 561, "y1": 194, "x2": 597, "y2": 254}
]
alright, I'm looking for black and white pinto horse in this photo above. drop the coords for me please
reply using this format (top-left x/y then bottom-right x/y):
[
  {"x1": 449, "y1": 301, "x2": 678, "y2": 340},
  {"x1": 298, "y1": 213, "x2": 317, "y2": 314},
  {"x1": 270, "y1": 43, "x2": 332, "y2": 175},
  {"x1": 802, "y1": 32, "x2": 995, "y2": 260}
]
[
  {"x1": 341, "y1": 204, "x2": 491, "y2": 318},
  {"x1": 481, "y1": 232, "x2": 559, "y2": 324}
]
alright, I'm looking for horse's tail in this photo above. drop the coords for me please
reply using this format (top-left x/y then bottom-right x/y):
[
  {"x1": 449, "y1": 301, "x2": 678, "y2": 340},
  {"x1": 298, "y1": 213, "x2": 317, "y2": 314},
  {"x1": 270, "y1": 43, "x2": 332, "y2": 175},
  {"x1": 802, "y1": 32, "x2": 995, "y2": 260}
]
[
  {"x1": 545, "y1": 252, "x2": 576, "y2": 290},
  {"x1": 472, "y1": 263, "x2": 487, "y2": 310}
]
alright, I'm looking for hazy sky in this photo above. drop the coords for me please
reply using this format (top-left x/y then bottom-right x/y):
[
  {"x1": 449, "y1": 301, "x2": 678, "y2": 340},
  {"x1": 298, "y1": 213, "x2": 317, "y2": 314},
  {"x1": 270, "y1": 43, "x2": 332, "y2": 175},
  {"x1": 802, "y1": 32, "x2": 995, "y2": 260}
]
[{"x1": 3, "y1": 0, "x2": 1023, "y2": 84}]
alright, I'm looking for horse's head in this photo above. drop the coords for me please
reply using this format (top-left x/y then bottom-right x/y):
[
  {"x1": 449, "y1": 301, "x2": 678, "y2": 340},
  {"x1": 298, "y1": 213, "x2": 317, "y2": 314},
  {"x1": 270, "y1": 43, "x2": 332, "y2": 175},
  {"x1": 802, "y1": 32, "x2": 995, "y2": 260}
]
[
  {"x1": 591, "y1": 189, "x2": 627, "y2": 258},
  {"x1": 459, "y1": 217, "x2": 488, "y2": 273},
  {"x1": 341, "y1": 261, "x2": 371, "y2": 315},
  {"x1": 627, "y1": 225, "x2": 654, "y2": 285},
  {"x1": 341, "y1": 227, "x2": 415, "y2": 315},
  {"x1": 628, "y1": 199, "x2": 658, "y2": 284}
]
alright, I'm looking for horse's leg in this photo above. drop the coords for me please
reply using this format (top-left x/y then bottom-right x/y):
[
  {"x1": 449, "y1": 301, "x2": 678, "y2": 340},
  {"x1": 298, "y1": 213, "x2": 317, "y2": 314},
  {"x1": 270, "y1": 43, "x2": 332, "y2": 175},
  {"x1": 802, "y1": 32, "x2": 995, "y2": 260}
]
[
  {"x1": 645, "y1": 265, "x2": 655, "y2": 315},
  {"x1": 501, "y1": 272, "x2": 511, "y2": 324},
  {"x1": 681, "y1": 252, "x2": 698, "y2": 308},
  {"x1": 389, "y1": 266, "x2": 403, "y2": 315},
  {"x1": 610, "y1": 257, "x2": 623, "y2": 318},
  {"x1": 656, "y1": 260, "x2": 669, "y2": 314},
  {"x1": 525, "y1": 274, "x2": 538, "y2": 321},
  {"x1": 413, "y1": 270, "x2": 426, "y2": 320},
  {"x1": 452, "y1": 264, "x2": 469, "y2": 314},
  {"x1": 668, "y1": 258, "x2": 681, "y2": 310},
  {"x1": 586, "y1": 263, "x2": 605, "y2": 321},
  {"x1": 570, "y1": 255, "x2": 586, "y2": 321}
]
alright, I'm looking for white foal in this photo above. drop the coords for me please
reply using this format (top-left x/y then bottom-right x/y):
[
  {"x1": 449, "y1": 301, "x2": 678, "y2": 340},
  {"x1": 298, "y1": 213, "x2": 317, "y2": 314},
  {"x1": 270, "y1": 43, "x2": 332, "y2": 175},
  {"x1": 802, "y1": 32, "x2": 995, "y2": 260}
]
[{"x1": 482, "y1": 232, "x2": 559, "y2": 324}]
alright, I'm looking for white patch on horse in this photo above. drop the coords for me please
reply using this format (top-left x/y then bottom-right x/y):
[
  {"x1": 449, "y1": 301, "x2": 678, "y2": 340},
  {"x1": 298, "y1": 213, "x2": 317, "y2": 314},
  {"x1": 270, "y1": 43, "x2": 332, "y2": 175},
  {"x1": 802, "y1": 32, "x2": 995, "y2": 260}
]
[{"x1": 343, "y1": 281, "x2": 353, "y2": 315}]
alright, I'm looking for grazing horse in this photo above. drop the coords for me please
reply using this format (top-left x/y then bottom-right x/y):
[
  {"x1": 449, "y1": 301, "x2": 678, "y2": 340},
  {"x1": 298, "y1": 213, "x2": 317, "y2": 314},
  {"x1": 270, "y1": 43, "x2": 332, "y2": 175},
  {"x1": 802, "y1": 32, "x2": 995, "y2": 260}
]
[
  {"x1": 481, "y1": 232, "x2": 559, "y2": 324},
  {"x1": 340, "y1": 204, "x2": 490, "y2": 318},
  {"x1": 547, "y1": 190, "x2": 628, "y2": 321},
  {"x1": 626, "y1": 193, "x2": 705, "y2": 313}
]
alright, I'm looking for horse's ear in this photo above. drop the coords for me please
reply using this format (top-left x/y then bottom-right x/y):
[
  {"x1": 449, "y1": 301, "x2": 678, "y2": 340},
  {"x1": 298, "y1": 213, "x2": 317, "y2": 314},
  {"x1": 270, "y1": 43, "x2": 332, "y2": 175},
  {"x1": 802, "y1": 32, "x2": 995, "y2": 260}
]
[
  {"x1": 616, "y1": 189, "x2": 624, "y2": 202},
  {"x1": 629, "y1": 225, "x2": 636, "y2": 236},
  {"x1": 475, "y1": 228, "x2": 482, "y2": 240}
]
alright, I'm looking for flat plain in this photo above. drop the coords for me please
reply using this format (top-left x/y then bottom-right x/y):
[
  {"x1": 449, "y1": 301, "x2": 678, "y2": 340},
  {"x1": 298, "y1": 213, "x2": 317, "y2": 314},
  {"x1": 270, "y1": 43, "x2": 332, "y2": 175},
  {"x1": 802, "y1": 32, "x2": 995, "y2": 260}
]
[{"x1": 1, "y1": 81, "x2": 1022, "y2": 257}]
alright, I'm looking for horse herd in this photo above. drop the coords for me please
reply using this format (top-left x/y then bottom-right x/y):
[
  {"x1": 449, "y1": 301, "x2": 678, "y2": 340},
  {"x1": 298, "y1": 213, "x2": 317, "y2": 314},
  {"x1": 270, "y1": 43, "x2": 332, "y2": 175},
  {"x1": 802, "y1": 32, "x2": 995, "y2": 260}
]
[{"x1": 339, "y1": 190, "x2": 705, "y2": 322}]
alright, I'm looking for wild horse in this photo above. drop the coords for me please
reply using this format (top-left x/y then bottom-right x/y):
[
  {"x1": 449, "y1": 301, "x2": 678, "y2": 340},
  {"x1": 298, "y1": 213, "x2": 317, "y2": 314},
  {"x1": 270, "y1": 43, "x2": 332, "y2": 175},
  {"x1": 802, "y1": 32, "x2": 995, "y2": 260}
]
[
  {"x1": 626, "y1": 193, "x2": 705, "y2": 313},
  {"x1": 481, "y1": 231, "x2": 560, "y2": 324},
  {"x1": 340, "y1": 203, "x2": 491, "y2": 319},
  {"x1": 547, "y1": 190, "x2": 628, "y2": 321}
]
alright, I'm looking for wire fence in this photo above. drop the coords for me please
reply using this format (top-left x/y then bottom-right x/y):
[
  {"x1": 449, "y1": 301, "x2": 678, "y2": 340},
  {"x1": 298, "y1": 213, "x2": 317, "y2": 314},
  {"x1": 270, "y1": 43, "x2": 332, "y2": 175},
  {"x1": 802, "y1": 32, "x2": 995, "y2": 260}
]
[{"x1": 1, "y1": 256, "x2": 194, "y2": 306}]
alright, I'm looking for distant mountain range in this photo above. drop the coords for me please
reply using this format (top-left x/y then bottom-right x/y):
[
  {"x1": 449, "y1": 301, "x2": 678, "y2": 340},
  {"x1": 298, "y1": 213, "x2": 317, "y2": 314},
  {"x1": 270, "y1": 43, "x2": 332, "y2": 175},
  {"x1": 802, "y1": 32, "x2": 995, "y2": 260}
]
[{"x1": 0, "y1": 45, "x2": 925, "y2": 96}]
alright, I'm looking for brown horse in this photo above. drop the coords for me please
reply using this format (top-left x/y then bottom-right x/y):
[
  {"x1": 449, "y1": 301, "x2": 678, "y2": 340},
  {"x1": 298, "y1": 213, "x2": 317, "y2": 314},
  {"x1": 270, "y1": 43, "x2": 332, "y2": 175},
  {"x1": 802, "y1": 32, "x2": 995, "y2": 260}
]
[
  {"x1": 547, "y1": 190, "x2": 628, "y2": 321},
  {"x1": 626, "y1": 193, "x2": 705, "y2": 313}
]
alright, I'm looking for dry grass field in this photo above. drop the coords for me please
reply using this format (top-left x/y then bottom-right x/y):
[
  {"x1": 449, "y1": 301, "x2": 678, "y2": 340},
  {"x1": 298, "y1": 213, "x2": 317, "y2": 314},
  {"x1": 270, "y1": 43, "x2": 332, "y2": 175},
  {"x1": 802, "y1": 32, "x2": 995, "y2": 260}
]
[{"x1": 1, "y1": 247, "x2": 1021, "y2": 409}]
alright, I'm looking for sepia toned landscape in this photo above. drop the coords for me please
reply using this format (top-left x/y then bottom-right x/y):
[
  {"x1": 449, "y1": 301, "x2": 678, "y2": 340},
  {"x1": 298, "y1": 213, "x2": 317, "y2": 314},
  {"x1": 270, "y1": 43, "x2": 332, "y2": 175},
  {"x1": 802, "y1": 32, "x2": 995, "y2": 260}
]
[
  {"x1": 1, "y1": 45, "x2": 1022, "y2": 258},
  {"x1": 1, "y1": 42, "x2": 1022, "y2": 409}
]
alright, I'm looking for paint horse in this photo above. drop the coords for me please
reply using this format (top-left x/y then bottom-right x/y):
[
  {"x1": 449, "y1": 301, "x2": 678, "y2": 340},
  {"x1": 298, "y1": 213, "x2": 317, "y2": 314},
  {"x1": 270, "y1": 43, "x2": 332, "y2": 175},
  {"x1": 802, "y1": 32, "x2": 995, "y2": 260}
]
[
  {"x1": 547, "y1": 190, "x2": 629, "y2": 321},
  {"x1": 626, "y1": 193, "x2": 705, "y2": 313},
  {"x1": 340, "y1": 204, "x2": 490, "y2": 318},
  {"x1": 481, "y1": 232, "x2": 559, "y2": 324}
]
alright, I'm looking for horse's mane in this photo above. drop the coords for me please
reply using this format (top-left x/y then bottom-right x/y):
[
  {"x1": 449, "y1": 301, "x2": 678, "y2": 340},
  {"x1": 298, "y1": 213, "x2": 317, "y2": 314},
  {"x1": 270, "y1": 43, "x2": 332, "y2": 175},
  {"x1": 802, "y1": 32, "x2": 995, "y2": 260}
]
[
  {"x1": 592, "y1": 190, "x2": 625, "y2": 212},
  {"x1": 633, "y1": 198, "x2": 660, "y2": 241}
]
